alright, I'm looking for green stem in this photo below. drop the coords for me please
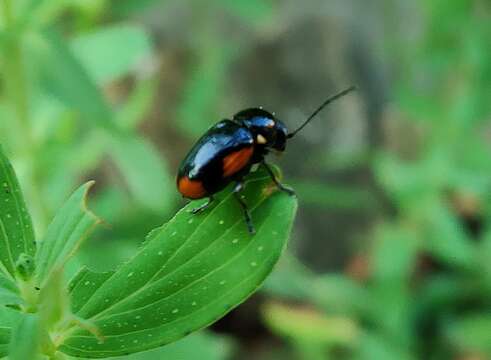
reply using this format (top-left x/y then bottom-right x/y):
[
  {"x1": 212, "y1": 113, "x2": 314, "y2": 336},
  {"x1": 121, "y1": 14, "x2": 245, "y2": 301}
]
[{"x1": 1, "y1": 0, "x2": 50, "y2": 232}]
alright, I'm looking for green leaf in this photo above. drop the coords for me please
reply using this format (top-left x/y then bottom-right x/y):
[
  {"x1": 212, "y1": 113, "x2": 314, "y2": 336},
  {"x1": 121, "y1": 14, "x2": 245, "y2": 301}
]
[
  {"x1": 445, "y1": 314, "x2": 491, "y2": 354},
  {"x1": 422, "y1": 200, "x2": 476, "y2": 268},
  {"x1": 0, "y1": 271, "x2": 18, "y2": 293},
  {"x1": 372, "y1": 225, "x2": 419, "y2": 281},
  {"x1": 0, "y1": 286, "x2": 22, "y2": 307},
  {"x1": 263, "y1": 253, "x2": 316, "y2": 301},
  {"x1": 71, "y1": 24, "x2": 152, "y2": 85},
  {"x1": 8, "y1": 314, "x2": 41, "y2": 360},
  {"x1": 356, "y1": 333, "x2": 414, "y2": 360},
  {"x1": 68, "y1": 267, "x2": 114, "y2": 315},
  {"x1": 109, "y1": 135, "x2": 176, "y2": 213},
  {"x1": 263, "y1": 301, "x2": 359, "y2": 346},
  {"x1": 117, "y1": 79, "x2": 158, "y2": 130},
  {"x1": 39, "y1": 268, "x2": 69, "y2": 330},
  {"x1": 176, "y1": 44, "x2": 233, "y2": 137},
  {"x1": 35, "y1": 182, "x2": 101, "y2": 287},
  {"x1": 60, "y1": 168, "x2": 297, "y2": 357},
  {"x1": 30, "y1": 31, "x2": 117, "y2": 131},
  {"x1": 312, "y1": 275, "x2": 371, "y2": 316},
  {"x1": 0, "y1": 307, "x2": 23, "y2": 357},
  {"x1": 0, "y1": 145, "x2": 36, "y2": 278},
  {"x1": 0, "y1": 329, "x2": 10, "y2": 358}
]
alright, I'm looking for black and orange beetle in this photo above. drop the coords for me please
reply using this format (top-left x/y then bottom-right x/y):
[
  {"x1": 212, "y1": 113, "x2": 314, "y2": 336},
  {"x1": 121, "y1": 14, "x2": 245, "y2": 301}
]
[{"x1": 177, "y1": 86, "x2": 356, "y2": 234}]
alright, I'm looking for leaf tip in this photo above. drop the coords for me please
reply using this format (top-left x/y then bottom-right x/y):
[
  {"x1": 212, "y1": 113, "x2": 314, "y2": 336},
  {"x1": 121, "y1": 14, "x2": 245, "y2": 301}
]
[{"x1": 81, "y1": 181, "x2": 104, "y2": 226}]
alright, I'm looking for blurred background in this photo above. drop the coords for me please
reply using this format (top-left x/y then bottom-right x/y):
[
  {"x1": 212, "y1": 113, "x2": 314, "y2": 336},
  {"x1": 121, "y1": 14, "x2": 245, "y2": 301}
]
[{"x1": 1, "y1": 0, "x2": 491, "y2": 359}]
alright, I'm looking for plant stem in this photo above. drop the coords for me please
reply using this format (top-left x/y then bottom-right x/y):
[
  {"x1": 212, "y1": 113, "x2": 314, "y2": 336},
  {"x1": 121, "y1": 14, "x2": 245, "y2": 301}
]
[{"x1": 1, "y1": 0, "x2": 50, "y2": 232}]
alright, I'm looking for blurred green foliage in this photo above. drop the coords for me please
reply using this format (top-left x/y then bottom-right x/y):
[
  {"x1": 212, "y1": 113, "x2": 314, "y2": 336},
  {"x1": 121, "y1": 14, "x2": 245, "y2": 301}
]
[{"x1": 1, "y1": 0, "x2": 490, "y2": 359}]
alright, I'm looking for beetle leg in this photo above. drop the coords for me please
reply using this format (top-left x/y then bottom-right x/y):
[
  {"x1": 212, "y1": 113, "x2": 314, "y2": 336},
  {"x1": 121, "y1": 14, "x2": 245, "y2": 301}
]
[
  {"x1": 190, "y1": 196, "x2": 214, "y2": 214},
  {"x1": 261, "y1": 161, "x2": 296, "y2": 196},
  {"x1": 233, "y1": 182, "x2": 256, "y2": 234}
]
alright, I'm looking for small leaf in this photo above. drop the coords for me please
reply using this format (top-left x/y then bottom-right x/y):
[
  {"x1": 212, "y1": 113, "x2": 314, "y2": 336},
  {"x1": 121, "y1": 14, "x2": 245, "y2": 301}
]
[
  {"x1": 70, "y1": 24, "x2": 152, "y2": 84},
  {"x1": 35, "y1": 182, "x2": 101, "y2": 286},
  {"x1": 0, "y1": 145, "x2": 36, "y2": 278},
  {"x1": 60, "y1": 168, "x2": 297, "y2": 357},
  {"x1": 8, "y1": 314, "x2": 41, "y2": 360}
]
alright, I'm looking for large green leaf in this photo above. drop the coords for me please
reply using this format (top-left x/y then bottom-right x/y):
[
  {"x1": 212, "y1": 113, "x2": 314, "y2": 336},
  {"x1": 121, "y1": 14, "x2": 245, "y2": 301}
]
[
  {"x1": 60, "y1": 168, "x2": 297, "y2": 357},
  {"x1": 35, "y1": 182, "x2": 101, "y2": 287},
  {"x1": 71, "y1": 24, "x2": 152, "y2": 85},
  {"x1": 0, "y1": 145, "x2": 35, "y2": 278}
]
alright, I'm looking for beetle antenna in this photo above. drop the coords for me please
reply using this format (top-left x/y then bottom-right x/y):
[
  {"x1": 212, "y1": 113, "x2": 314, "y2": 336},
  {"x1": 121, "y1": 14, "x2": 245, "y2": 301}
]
[{"x1": 287, "y1": 85, "x2": 357, "y2": 139}]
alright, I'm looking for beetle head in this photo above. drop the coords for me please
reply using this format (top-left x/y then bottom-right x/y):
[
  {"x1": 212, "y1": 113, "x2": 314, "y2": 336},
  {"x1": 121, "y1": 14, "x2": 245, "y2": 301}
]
[{"x1": 233, "y1": 108, "x2": 288, "y2": 152}]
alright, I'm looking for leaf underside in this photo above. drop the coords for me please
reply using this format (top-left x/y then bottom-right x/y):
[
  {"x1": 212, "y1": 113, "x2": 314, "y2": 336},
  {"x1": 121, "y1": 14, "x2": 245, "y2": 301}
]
[{"x1": 61, "y1": 168, "x2": 297, "y2": 358}]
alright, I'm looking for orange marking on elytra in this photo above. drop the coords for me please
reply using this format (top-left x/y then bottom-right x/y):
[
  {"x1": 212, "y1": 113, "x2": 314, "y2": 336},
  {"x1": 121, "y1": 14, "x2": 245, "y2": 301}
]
[
  {"x1": 178, "y1": 176, "x2": 207, "y2": 199},
  {"x1": 222, "y1": 147, "x2": 254, "y2": 177}
]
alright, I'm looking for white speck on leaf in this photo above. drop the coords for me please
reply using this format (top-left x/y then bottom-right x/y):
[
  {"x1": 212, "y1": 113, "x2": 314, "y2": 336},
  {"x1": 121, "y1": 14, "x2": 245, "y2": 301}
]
[
  {"x1": 172, "y1": 308, "x2": 179, "y2": 314},
  {"x1": 219, "y1": 220, "x2": 224, "y2": 225}
]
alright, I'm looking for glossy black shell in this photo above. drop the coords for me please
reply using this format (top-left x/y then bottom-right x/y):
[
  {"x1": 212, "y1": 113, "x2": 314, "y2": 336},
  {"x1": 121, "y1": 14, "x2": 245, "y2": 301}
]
[{"x1": 177, "y1": 120, "x2": 255, "y2": 196}]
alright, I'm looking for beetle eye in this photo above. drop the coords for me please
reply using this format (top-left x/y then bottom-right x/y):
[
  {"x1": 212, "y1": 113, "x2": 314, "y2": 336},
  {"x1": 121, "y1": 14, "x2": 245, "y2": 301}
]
[{"x1": 256, "y1": 134, "x2": 267, "y2": 144}]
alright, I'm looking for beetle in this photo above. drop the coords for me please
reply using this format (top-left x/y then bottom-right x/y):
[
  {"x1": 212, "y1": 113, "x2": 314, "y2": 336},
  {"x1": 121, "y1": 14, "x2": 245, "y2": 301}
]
[{"x1": 177, "y1": 86, "x2": 356, "y2": 234}]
